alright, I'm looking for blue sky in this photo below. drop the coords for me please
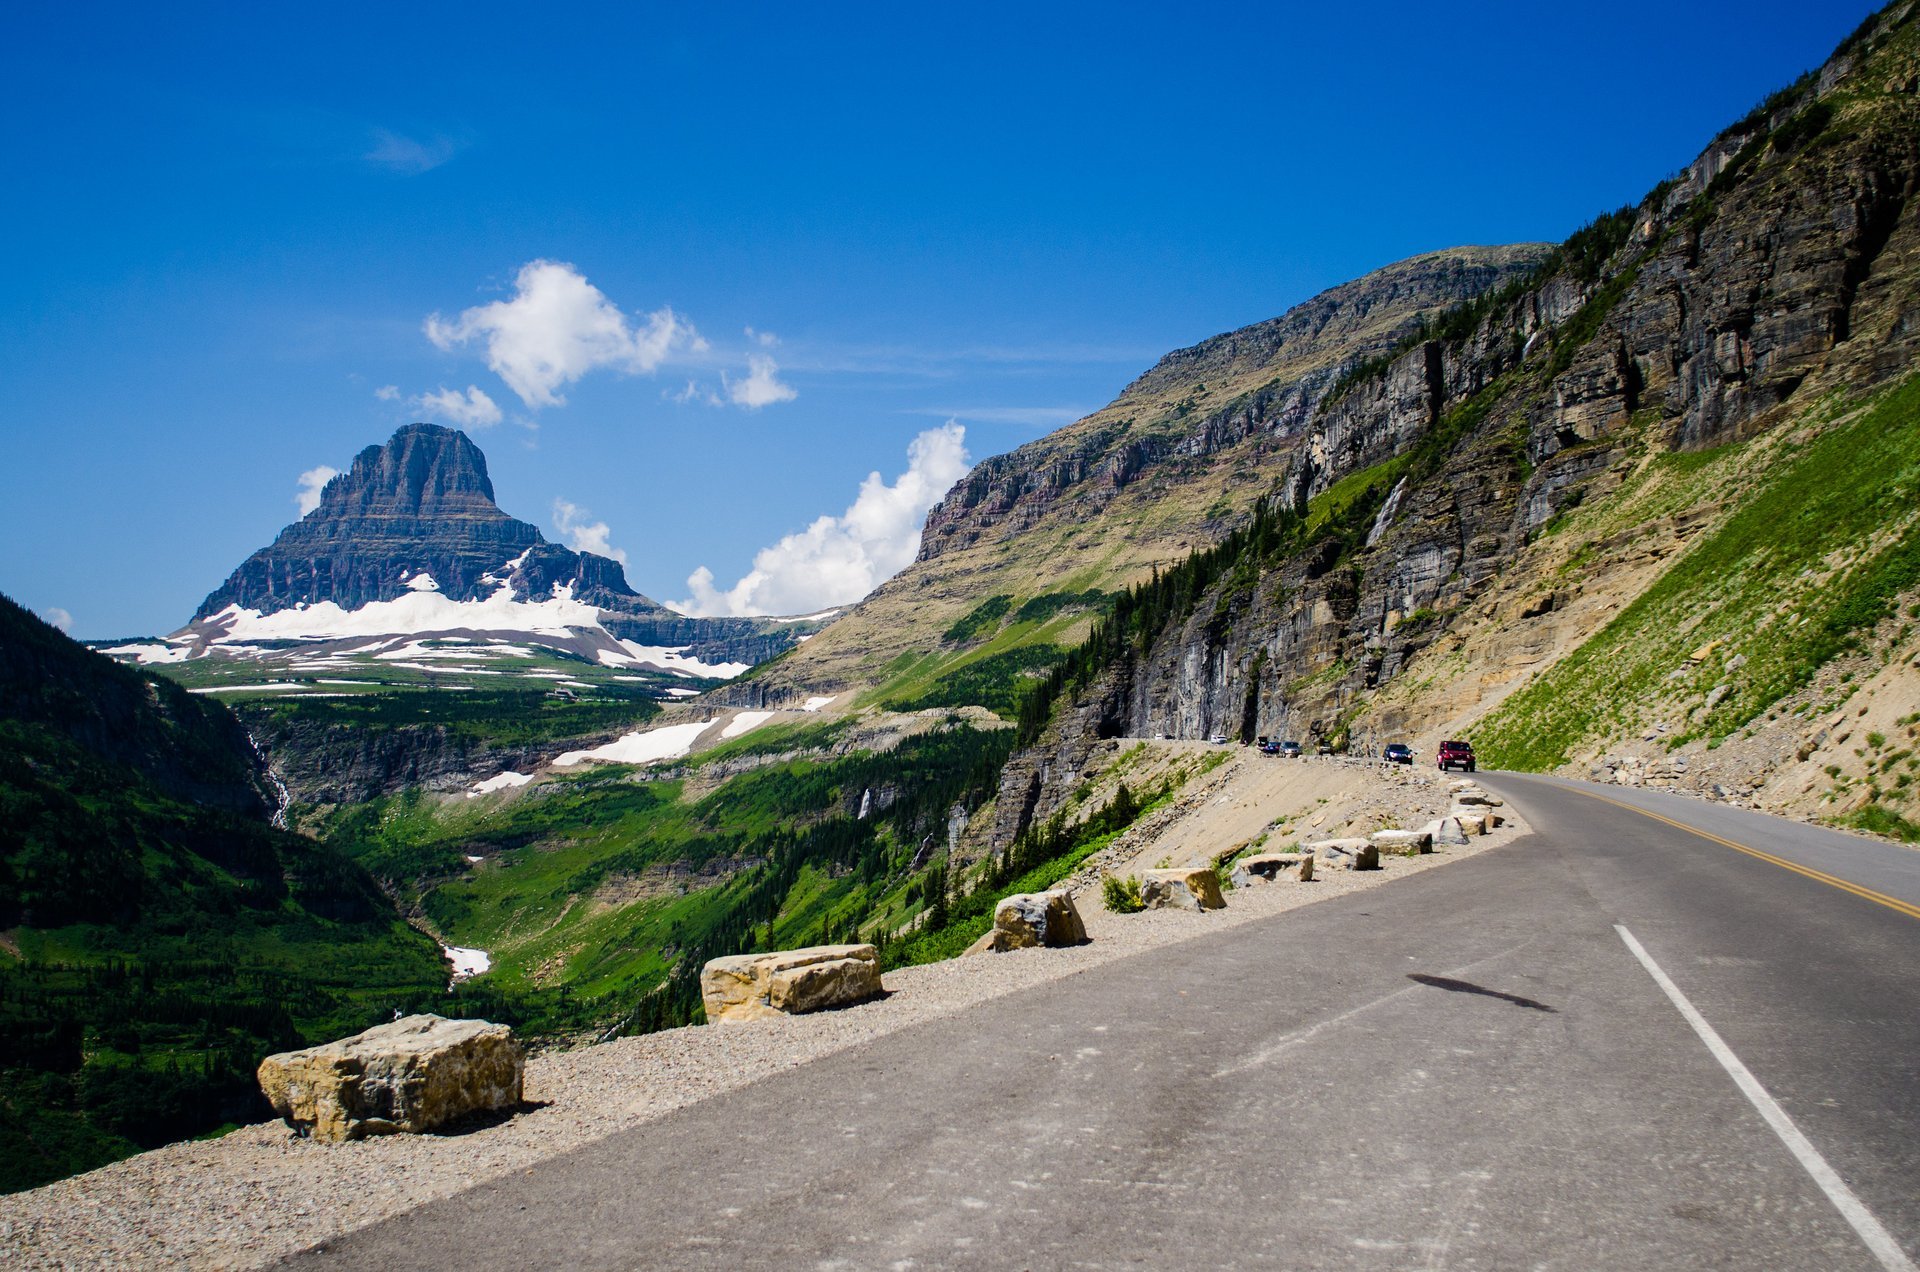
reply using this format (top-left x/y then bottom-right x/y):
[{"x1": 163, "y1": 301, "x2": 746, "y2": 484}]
[{"x1": 0, "y1": 1, "x2": 1877, "y2": 637}]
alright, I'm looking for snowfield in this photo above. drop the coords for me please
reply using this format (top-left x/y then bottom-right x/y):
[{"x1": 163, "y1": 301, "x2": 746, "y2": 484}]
[
  {"x1": 194, "y1": 581, "x2": 603, "y2": 644},
  {"x1": 720, "y1": 711, "x2": 774, "y2": 739},
  {"x1": 553, "y1": 720, "x2": 714, "y2": 768}
]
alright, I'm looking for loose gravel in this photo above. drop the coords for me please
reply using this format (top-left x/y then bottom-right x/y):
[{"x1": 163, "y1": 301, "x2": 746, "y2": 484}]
[{"x1": 0, "y1": 759, "x2": 1526, "y2": 1270}]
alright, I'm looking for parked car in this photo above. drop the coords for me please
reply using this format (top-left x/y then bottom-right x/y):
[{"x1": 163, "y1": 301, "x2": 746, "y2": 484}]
[
  {"x1": 1437, "y1": 739, "x2": 1477, "y2": 772},
  {"x1": 1279, "y1": 740, "x2": 1303, "y2": 758},
  {"x1": 1258, "y1": 740, "x2": 1281, "y2": 755},
  {"x1": 1210, "y1": 733, "x2": 1231, "y2": 745},
  {"x1": 1383, "y1": 742, "x2": 1414, "y2": 765}
]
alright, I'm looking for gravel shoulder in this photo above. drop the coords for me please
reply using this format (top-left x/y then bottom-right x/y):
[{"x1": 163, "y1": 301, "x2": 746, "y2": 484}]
[{"x1": 0, "y1": 753, "x2": 1526, "y2": 1271}]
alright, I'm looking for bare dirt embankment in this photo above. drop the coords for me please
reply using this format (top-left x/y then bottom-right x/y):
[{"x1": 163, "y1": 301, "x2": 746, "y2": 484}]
[{"x1": 0, "y1": 746, "x2": 1526, "y2": 1271}]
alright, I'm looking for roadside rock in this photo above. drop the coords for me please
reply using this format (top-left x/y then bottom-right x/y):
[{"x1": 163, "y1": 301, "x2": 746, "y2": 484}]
[
  {"x1": 700, "y1": 944, "x2": 884, "y2": 1023},
  {"x1": 1450, "y1": 808, "x2": 1492, "y2": 835},
  {"x1": 1370, "y1": 828, "x2": 1432, "y2": 855},
  {"x1": 1228, "y1": 852, "x2": 1315, "y2": 886},
  {"x1": 967, "y1": 890, "x2": 1089, "y2": 954},
  {"x1": 1140, "y1": 867, "x2": 1227, "y2": 911},
  {"x1": 1308, "y1": 838, "x2": 1380, "y2": 870},
  {"x1": 256, "y1": 1015, "x2": 524, "y2": 1143},
  {"x1": 1426, "y1": 817, "x2": 1470, "y2": 846}
]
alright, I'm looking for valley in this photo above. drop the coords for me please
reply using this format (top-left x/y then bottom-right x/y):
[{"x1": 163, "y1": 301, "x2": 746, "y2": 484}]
[{"x1": 5, "y1": 4, "x2": 1920, "y2": 1254}]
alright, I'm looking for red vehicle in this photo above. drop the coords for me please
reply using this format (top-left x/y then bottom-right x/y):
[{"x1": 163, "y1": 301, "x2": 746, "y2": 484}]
[{"x1": 1437, "y1": 740, "x2": 1476, "y2": 773}]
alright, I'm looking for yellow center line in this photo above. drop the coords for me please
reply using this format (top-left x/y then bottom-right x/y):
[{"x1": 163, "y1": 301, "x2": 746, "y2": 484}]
[{"x1": 1553, "y1": 784, "x2": 1920, "y2": 922}]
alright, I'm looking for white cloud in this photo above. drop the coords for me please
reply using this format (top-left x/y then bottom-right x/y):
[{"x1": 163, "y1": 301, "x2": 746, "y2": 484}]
[
  {"x1": 426, "y1": 260, "x2": 701, "y2": 408},
  {"x1": 745, "y1": 326, "x2": 778, "y2": 347},
  {"x1": 412, "y1": 385, "x2": 503, "y2": 428},
  {"x1": 41, "y1": 607, "x2": 73, "y2": 634},
  {"x1": 552, "y1": 498, "x2": 628, "y2": 565},
  {"x1": 675, "y1": 423, "x2": 971, "y2": 616},
  {"x1": 365, "y1": 128, "x2": 460, "y2": 175},
  {"x1": 374, "y1": 384, "x2": 401, "y2": 401},
  {"x1": 724, "y1": 353, "x2": 797, "y2": 409},
  {"x1": 295, "y1": 465, "x2": 341, "y2": 516}
]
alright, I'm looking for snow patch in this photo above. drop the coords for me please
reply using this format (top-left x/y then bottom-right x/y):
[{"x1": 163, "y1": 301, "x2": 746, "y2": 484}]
[
  {"x1": 101, "y1": 642, "x2": 191, "y2": 665},
  {"x1": 468, "y1": 771, "x2": 535, "y2": 797},
  {"x1": 553, "y1": 721, "x2": 713, "y2": 768},
  {"x1": 442, "y1": 944, "x2": 491, "y2": 981},
  {"x1": 721, "y1": 711, "x2": 774, "y2": 739},
  {"x1": 599, "y1": 640, "x2": 749, "y2": 679},
  {"x1": 802, "y1": 695, "x2": 838, "y2": 712},
  {"x1": 197, "y1": 582, "x2": 600, "y2": 644},
  {"x1": 189, "y1": 683, "x2": 313, "y2": 694},
  {"x1": 403, "y1": 572, "x2": 441, "y2": 592}
]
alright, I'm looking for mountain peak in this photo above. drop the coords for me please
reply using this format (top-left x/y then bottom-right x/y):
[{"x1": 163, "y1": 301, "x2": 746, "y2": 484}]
[
  {"x1": 191, "y1": 423, "x2": 637, "y2": 620},
  {"x1": 322, "y1": 423, "x2": 502, "y2": 519}
]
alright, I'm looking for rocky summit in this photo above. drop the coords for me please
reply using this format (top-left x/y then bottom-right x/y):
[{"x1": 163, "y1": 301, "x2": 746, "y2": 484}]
[
  {"x1": 195, "y1": 423, "x2": 639, "y2": 618},
  {"x1": 146, "y1": 423, "x2": 812, "y2": 672}
]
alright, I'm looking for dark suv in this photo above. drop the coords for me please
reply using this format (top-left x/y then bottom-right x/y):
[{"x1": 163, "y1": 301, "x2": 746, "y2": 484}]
[
  {"x1": 1383, "y1": 742, "x2": 1414, "y2": 765},
  {"x1": 1437, "y1": 740, "x2": 1476, "y2": 773}
]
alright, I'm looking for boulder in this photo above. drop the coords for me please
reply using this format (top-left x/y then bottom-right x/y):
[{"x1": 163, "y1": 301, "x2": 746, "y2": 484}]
[
  {"x1": 999, "y1": 888, "x2": 1089, "y2": 947},
  {"x1": 966, "y1": 889, "x2": 1089, "y2": 955},
  {"x1": 1426, "y1": 817, "x2": 1471, "y2": 846},
  {"x1": 1228, "y1": 852, "x2": 1314, "y2": 886},
  {"x1": 1306, "y1": 838, "x2": 1380, "y2": 870},
  {"x1": 1140, "y1": 867, "x2": 1226, "y2": 911},
  {"x1": 257, "y1": 1014, "x2": 523, "y2": 1143},
  {"x1": 1370, "y1": 828, "x2": 1432, "y2": 856},
  {"x1": 1452, "y1": 790, "x2": 1502, "y2": 806},
  {"x1": 701, "y1": 944, "x2": 884, "y2": 1023},
  {"x1": 1450, "y1": 808, "x2": 1491, "y2": 835}
]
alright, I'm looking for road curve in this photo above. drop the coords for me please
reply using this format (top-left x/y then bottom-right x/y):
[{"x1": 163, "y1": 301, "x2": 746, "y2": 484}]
[{"x1": 286, "y1": 777, "x2": 1920, "y2": 1271}]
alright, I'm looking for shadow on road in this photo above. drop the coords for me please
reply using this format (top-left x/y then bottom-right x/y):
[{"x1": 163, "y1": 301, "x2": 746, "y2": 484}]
[{"x1": 1408, "y1": 973, "x2": 1556, "y2": 1013}]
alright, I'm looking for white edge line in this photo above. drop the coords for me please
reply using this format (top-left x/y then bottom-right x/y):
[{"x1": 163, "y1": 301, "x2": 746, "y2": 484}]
[{"x1": 1615, "y1": 924, "x2": 1917, "y2": 1272}]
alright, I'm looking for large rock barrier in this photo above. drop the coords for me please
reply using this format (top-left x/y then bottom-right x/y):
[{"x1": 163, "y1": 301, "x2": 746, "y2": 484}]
[
  {"x1": 1425, "y1": 816, "x2": 1471, "y2": 846},
  {"x1": 1305, "y1": 838, "x2": 1380, "y2": 871},
  {"x1": 1370, "y1": 828, "x2": 1432, "y2": 856},
  {"x1": 257, "y1": 1014, "x2": 523, "y2": 1143},
  {"x1": 1140, "y1": 867, "x2": 1226, "y2": 911},
  {"x1": 1228, "y1": 851, "x2": 1314, "y2": 886},
  {"x1": 701, "y1": 944, "x2": 884, "y2": 1023},
  {"x1": 965, "y1": 889, "x2": 1089, "y2": 955}
]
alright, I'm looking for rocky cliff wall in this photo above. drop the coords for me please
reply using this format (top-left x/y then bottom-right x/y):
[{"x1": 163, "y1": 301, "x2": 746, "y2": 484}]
[{"x1": 989, "y1": 4, "x2": 1920, "y2": 849}]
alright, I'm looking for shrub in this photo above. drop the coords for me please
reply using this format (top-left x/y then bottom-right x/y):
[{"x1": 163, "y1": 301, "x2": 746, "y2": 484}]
[{"x1": 1102, "y1": 874, "x2": 1145, "y2": 913}]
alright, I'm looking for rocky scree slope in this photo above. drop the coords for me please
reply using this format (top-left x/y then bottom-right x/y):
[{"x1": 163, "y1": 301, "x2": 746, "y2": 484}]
[
  {"x1": 733, "y1": 245, "x2": 1550, "y2": 700},
  {"x1": 987, "y1": 2, "x2": 1920, "y2": 849}
]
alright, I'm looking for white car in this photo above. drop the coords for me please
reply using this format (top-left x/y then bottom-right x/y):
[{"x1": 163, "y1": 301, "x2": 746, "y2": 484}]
[{"x1": 1210, "y1": 734, "x2": 1230, "y2": 745}]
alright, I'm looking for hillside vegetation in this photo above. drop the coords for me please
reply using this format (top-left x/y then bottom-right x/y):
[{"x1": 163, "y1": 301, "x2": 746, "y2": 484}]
[{"x1": 0, "y1": 596, "x2": 446, "y2": 1193}]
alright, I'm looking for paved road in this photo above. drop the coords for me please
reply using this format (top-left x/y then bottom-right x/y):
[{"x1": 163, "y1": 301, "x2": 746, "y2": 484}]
[{"x1": 290, "y1": 776, "x2": 1920, "y2": 1270}]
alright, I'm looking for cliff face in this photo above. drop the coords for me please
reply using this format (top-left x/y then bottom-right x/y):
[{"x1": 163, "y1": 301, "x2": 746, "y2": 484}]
[
  {"x1": 748, "y1": 245, "x2": 1550, "y2": 697},
  {"x1": 195, "y1": 424, "x2": 656, "y2": 619},
  {"x1": 987, "y1": 3, "x2": 1920, "y2": 848}
]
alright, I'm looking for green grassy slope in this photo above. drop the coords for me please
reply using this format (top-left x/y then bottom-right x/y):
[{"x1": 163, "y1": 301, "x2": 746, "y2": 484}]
[
  {"x1": 1476, "y1": 377, "x2": 1920, "y2": 769},
  {"x1": 0, "y1": 595, "x2": 447, "y2": 1194}
]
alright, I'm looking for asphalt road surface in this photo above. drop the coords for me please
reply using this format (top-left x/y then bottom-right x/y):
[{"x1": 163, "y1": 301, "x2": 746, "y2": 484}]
[{"x1": 289, "y1": 775, "x2": 1920, "y2": 1271}]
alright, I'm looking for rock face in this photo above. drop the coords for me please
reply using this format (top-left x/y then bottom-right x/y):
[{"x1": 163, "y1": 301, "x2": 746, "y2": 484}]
[
  {"x1": 700, "y1": 944, "x2": 885, "y2": 1022},
  {"x1": 753, "y1": 246, "x2": 1553, "y2": 694},
  {"x1": 1228, "y1": 852, "x2": 1314, "y2": 886},
  {"x1": 1139, "y1": 867, "x2": 1226, "y2": 911},
  {"x1": 978, "y1": 8, "x2": 1920, "y2": 851},
  {"x1": 184, "y1": 423, "x2": 799, "y2": 667},
  {"x1": 256, "y1": 1014, "x2": 523, "y2": 1143}
]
